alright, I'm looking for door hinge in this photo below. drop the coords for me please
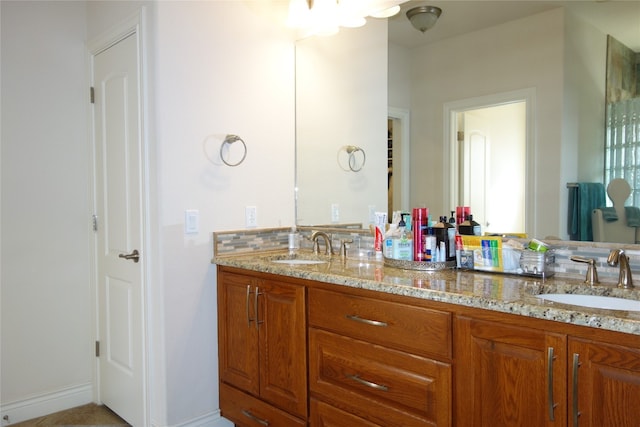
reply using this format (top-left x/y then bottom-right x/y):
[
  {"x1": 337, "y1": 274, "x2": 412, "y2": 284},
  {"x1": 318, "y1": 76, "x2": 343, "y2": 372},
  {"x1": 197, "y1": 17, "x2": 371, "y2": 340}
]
[
  {"x1": 92, "y1": 215, "x2": 98, "y2": 232},
  {"x1": 90, "y1": 87, "x2": 95, "y2": 104},
  {"x1": 457, "y1": 130, "x2": 465, "y2": 142},
  {"x1": 95, "y1": 341, "x2": 100, "y2": 357}
]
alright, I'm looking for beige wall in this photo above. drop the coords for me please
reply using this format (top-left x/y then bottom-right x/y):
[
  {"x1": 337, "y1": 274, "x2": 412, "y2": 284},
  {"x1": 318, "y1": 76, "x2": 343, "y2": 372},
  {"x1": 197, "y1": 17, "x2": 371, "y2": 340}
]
[
  {"x1": 153, "y1": 2, "x2": 294, "y2": 425},
  {"x1": 1, "y1": 0, "x2": 93, "y2": 416}
]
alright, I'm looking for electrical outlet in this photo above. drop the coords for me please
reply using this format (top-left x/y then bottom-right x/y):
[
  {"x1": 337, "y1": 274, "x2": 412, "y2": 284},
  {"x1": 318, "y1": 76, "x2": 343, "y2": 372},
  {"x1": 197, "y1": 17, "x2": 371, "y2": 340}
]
[
  {"x1": 184, "y1": 209, "x2": 199, "y2": 234},
  {"x1": 331, "y1": 204, "x2": 340, "y2": 222},
  {"x1": 368, "y1": 205, "x2": 376, "y2": 223},
  {"x1": 245, "y1": 206, "x2": 257, "y2": 227}
]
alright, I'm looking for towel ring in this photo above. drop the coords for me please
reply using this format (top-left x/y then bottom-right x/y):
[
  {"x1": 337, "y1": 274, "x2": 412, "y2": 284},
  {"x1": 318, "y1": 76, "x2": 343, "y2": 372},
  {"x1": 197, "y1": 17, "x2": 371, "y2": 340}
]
[
  {"x1": 220, "y1": 134, "x2": 247, "y2": 167},
  {"x1": 337, "y1": 145, "x2": 366, "y2": 172}
]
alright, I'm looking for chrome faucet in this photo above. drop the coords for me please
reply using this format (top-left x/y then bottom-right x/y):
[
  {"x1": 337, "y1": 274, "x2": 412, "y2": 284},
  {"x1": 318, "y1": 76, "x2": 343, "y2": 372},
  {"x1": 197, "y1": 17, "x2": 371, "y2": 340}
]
[
  {"x1": 570, "y1": 256, "x2": 599, "y2": 285},
  {"x1": 607, "y1": 249, "x2": 634, "y2": 289},
  {"x1": 310, "y1": 231, "x2": 334, "y2": 255}
]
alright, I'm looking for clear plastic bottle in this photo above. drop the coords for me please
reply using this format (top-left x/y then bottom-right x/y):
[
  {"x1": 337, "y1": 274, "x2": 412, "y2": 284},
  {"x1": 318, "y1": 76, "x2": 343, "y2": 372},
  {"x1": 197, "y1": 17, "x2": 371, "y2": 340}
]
[
  {"x1": 393, "y1": 215, "x2": 413, "y2": 261},
  {"x1": 424, "y1": 227, "x2": 436, "y2": 262}
]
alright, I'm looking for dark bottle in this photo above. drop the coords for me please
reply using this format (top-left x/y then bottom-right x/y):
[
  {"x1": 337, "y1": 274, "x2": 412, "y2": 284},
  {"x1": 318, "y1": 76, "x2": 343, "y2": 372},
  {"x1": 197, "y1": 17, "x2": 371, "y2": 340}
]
[
  {"x1": 432, "y1": 216, "x2": 456, "y2": 261},
  {"x1": 459, "y1": 214, "x2": 482, "y2": 236}
]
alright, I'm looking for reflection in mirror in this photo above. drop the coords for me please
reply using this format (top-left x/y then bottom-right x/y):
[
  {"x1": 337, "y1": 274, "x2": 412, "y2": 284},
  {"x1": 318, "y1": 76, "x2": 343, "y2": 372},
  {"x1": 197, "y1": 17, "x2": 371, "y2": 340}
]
[
  {"x1": 295, "y1": 1, "x2": 640, "y2": 243},
  {"x1": 604, "y1": 35, "x2": 640, "y2": 207},
  {"x1": 447, "y1": 95, "x2": 529, "y2": 235},
  {"x1": 295, "y1": 19, "x2": 388, "y2": 227}
]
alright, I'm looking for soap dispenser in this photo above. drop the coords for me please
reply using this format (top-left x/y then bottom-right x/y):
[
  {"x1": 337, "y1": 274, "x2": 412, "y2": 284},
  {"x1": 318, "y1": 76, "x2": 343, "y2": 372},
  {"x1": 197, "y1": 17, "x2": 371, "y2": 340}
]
[
  {"x1": 459, "y1": 214, "x2": 482, "y2": 236},
  {"x1": 392, "y1": 214, "x2": 413, "y2": 261}
]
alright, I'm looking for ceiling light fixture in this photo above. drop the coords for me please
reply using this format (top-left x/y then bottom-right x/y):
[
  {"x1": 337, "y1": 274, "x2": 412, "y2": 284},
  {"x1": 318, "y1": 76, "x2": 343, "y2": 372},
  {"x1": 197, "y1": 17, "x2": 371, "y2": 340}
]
[
  {"x1": 288, "y1": 0, "x2": 405, "y2": 36},
  {"x1": 406, "y1": 5, "x2": 442, "y2": 33},
  {"x1": 369, "y1": 4, "x2": 401, "y2": 18}
]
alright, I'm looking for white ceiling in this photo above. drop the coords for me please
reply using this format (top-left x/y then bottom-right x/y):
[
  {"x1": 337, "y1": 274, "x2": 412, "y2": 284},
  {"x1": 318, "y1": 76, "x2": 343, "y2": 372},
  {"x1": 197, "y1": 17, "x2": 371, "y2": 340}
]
[{"x1": 389, "y1": 1, "x2": 640, "y2": 51}]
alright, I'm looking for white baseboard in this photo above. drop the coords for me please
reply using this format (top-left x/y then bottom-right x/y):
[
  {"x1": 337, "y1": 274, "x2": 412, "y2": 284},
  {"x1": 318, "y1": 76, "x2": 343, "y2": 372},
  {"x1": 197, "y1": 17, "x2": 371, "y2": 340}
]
[
  {"x1": 1, "y1": 387, "x2": 233, "y2": 427},
  {"x1": 0, "y1": 383, "x2": 94, "y2": 426},
  {"x1": 155, "y1": 410, "x2": 233, "y2": 427}
]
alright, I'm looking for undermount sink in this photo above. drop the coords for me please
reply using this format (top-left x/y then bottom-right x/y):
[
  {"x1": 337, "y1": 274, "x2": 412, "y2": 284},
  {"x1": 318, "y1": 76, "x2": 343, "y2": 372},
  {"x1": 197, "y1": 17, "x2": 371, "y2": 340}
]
[
  {"x1": 535, "y1": 293, "x2": 640, "y2": 312},
  {"x1": 271, "y1": 259, "x2": 327, "y2": 265}
]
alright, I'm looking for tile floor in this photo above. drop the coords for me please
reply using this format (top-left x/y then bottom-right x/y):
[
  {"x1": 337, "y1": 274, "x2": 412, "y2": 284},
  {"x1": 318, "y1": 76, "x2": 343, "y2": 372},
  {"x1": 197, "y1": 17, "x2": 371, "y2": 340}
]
[{"x1": 8, "y1": 403, "x2": 129, "y2": 426}]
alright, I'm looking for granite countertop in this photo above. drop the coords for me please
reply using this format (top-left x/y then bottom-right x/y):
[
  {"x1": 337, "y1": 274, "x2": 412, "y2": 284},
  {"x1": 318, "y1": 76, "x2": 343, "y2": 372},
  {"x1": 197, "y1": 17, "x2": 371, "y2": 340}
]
[{"x1": 213, "y1": 250, "x2": 640, "y2": 336}]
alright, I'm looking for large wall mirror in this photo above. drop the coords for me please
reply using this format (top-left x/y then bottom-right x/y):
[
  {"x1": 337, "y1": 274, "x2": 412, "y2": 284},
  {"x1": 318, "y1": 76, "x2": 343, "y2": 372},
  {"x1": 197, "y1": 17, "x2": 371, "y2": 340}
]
[{"x1": 295, "y1": 0, "x2": 640, "y2": 243}]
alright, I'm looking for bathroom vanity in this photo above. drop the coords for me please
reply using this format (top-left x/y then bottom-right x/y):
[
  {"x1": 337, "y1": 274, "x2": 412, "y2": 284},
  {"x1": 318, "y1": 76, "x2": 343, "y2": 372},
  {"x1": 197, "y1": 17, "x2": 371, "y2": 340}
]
[{"x1": 214, "y1": 252, "x2": 640, "y2": 427}]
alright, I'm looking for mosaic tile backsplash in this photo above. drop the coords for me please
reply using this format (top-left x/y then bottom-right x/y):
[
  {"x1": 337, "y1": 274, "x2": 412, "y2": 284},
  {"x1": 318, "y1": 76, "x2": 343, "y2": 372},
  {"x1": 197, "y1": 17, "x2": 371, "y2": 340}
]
[{"x1": 212, "y1": 227, "x2": 640, "y2": 284}]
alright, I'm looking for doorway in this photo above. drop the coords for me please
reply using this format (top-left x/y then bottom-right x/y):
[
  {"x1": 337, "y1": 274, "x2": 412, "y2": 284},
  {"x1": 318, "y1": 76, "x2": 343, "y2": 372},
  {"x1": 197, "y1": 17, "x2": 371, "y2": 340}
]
[
  {"x1": 445, "y1": 89, "x2": 535, "y2": 236},
  {"x1": 388, "y1": 107, "x2": 411, "y2": 219},
  {"x1": 89, "y1": 11, "x2": 148, "y2": 427}
]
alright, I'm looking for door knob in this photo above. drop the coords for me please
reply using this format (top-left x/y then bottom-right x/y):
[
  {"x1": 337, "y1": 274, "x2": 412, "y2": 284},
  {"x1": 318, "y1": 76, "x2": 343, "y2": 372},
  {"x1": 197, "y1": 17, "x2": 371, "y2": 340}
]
[{"x1": 119, "y1": 249, "x2": 140, "y2": 263}]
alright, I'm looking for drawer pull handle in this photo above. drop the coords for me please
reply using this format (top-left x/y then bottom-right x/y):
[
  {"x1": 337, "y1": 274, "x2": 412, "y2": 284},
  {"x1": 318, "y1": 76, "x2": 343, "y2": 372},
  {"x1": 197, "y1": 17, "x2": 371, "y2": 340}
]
[
  {"x1": 346, "y1": 314, "x2": 388, "y2": 327},
  {"x1": 241, "y1": 409, "x2": 269, "y2": 426},
  {"x1": 347, "y1": 374, "x2": 389, "y2": 391},
  {"x1": 547, "y1": 347, "x2": 557, "y2": 421},
  {"x1": 254, "y1": 286, "x2": 263, "y2": 330},
  {"x1": 246, "y1": 285, "x2": 253, "y2": 327},
  {"x1": 572, "y1": 353, "x2": 581, "y2": 426}
]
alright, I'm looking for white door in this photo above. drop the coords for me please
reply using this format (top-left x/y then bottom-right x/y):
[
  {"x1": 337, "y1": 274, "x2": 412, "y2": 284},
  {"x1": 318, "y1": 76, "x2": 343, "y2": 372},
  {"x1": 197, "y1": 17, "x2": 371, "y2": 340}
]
[
  {"x1": 461, "y1": 111, "x2": 490, "y2": 228},
  {"x1": 459, "y1": 102, "x2": 526, "y2": 234},
  {"x1": 93, "y1": 31, "x2": 146, "y2": 427}
]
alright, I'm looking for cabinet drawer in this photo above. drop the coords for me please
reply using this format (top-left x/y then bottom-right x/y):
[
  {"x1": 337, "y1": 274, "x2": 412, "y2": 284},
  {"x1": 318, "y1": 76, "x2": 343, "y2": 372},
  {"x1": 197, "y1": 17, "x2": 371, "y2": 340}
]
[
  {"x1": 310, "y1": 398, "x2": 382, "y2": 427},
  {"x1": 309, "y1": 328, "x2": 451, "y2": 427},
  {"x1": 220, "y1": 383, "x2": 306, "y2": 427},
  {"x1": 308, "y1": 287, "x2": 451, "y2": 359}
]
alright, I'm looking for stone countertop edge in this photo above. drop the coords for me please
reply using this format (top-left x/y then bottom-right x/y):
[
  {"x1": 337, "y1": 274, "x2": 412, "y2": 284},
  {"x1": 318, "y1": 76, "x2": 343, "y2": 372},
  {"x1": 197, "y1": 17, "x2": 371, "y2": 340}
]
[{"x1": 212, "y1": 251, "x2": 640, "y2": 336}]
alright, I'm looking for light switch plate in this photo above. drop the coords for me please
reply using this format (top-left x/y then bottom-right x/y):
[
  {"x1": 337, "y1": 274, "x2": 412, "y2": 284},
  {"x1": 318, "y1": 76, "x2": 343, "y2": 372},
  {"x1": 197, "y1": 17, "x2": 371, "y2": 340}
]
[
  {"x1": 331, "y1": 204, "x2": 340, "y2": 222},
  {"x1": 245, "y1": 206, "x2": 257, "y2": 227},
  {"x1": 185, "y1": 209, "x2": 199, "y2": 234}
]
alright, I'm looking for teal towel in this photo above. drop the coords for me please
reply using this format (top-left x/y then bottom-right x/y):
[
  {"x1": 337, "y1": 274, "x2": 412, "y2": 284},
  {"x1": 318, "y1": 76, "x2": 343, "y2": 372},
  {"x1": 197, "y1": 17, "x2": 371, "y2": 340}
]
[
  {"x1": 599, "y1": 207, "x2": 618, "y2": 222},
  {"x1": 568, "y1": 183, "x2": 606, "y2": 241},
  {"x1": 595, "y1": 206, "x2": 640, "y2": 227},
  {"x1": 625, "y1": 207, "x2": 640, "y2": 227}
]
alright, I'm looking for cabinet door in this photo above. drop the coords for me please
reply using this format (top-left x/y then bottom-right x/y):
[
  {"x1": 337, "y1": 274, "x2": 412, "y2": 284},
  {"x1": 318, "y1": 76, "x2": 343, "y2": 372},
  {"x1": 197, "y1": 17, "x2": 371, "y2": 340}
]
[
  {"x1": 569, "y1": 338, "x2": 640, "y2": 427},
  {"x1": 218, "y1": 271, "x2": 259, "y2": 395},
  {"x1": 455, "y1": 316, "x2": 567, "y2": 427},
  {"x1": 258, "y1": 279, "x2": 307, "y2": 418}
]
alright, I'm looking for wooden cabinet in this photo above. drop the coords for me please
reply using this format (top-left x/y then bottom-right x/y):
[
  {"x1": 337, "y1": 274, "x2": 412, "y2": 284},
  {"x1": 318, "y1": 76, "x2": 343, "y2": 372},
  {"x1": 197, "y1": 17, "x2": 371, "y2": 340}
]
[
  {"x1": 308, "y1": 288, "x2": 452, "y2": 427},
  {"x1": 217, "y1": 265, "x2": 640, "y2": 427},
  {"x1": 456, "y1": 316, "x2": 640, "y2": 427},
  {"x1": 569, "y1": 338, "x2": 640, "y2": 427},
  {"x1": 455, "y1": 316, "x2": 567, "y2": 426},
  {"x1": 217, "y1": 268, "x2": 307, "y2": 426}
]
